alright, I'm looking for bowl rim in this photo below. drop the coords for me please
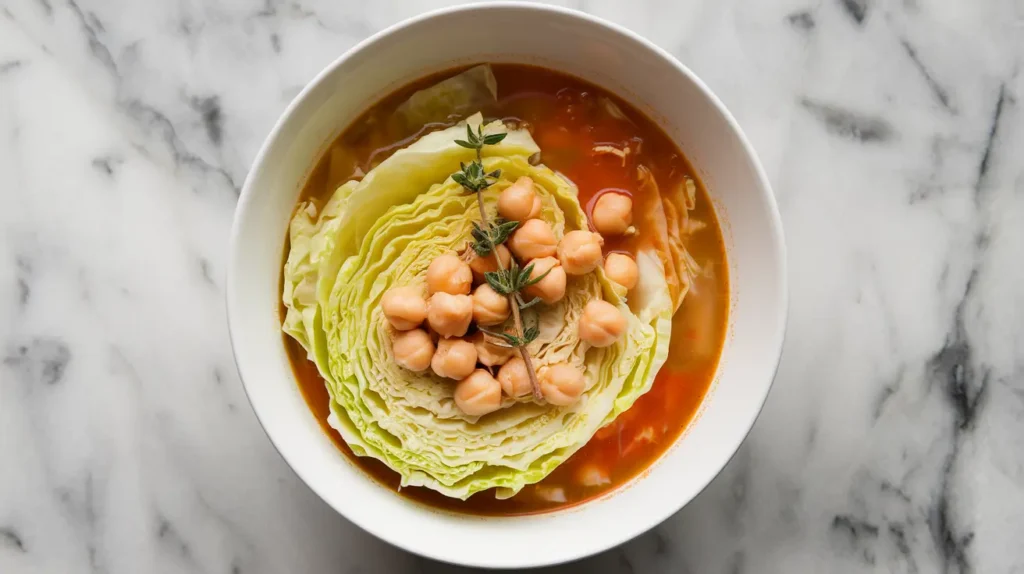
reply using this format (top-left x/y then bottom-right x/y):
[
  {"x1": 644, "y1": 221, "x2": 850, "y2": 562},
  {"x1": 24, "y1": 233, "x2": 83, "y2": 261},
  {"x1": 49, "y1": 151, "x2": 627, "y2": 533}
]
[{"x1": 228, "y1": 1, "x2": 787, "y2": 568}]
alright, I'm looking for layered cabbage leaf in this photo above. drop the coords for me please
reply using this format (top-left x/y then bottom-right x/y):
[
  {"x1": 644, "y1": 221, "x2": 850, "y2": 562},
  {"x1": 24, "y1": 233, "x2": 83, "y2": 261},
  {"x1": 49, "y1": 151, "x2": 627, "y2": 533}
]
[{"x1": 282, "y1": 114, "x2": 673, "y2": 499}]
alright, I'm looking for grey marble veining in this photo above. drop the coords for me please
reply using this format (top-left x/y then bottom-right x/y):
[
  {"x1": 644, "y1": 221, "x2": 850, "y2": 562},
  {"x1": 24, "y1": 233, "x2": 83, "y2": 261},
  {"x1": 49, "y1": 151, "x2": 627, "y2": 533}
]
[{"x1": 1, "y1": 0, "x2": 1022, "y2": 572}]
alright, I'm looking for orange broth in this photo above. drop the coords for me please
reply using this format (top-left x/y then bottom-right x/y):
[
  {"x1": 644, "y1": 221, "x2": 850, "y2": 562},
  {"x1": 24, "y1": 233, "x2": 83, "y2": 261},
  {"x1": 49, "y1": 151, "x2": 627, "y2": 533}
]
[{"x1": 281, "y1": 64, "x2": 729, "y2": 515}]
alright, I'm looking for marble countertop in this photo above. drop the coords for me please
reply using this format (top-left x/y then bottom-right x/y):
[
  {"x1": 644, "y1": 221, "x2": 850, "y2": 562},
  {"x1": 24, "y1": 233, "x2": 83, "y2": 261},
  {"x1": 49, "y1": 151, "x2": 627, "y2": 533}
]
[{"x1": 2, "y1": 0, "x2": 1022, "y2": 572}]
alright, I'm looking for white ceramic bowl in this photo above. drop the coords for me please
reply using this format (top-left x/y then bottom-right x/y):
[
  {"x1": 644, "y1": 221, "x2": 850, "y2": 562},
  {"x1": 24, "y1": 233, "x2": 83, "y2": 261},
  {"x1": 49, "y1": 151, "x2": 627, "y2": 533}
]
[{"x1": 228, "y1": 2, "x2": 785, "y2": 568}]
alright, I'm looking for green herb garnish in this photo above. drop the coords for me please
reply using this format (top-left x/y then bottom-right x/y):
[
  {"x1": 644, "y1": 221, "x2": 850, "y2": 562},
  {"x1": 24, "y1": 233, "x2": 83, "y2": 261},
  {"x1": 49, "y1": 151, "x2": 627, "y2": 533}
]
[{"x1": 451, "y1": 121, "x2": 543, "y2": 400}]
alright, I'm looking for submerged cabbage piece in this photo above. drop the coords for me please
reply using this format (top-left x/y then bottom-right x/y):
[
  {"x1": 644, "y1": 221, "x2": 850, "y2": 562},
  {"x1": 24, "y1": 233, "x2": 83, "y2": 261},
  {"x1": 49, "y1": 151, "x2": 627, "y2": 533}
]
[
  {"x1": 636, "y1": 165, "x2": 703, "y2": 313},
  {"x1": 282, "y1": 115, "x2": 673, "y2": 499},
  {"x1": 394, "y1": 65, "x2": 498, "y2": 130}
]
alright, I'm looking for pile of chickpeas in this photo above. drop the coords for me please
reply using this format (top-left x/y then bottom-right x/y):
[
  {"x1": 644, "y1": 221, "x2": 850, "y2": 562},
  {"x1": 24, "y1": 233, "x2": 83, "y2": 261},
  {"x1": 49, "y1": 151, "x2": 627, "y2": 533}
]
[{"x1": 381, "y1": 176, "x2": 640, "y2": 417}]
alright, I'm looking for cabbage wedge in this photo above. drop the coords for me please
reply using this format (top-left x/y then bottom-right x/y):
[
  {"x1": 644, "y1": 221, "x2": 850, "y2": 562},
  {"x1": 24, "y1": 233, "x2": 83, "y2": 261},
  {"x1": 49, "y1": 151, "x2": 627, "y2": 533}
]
[{"x1": 282, "y1": 114, "x2": 674, "y2": 499}]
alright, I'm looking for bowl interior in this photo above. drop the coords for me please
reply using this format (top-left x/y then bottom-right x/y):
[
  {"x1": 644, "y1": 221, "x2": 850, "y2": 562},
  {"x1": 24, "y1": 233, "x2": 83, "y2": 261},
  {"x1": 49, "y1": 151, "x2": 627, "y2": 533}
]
[{"x1": 228, "y1": 3, "x2": 784, "y2": 569}]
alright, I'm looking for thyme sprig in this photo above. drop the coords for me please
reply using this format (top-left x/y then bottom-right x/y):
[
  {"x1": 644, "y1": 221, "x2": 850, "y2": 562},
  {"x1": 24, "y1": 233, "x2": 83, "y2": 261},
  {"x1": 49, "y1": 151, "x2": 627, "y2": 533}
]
[{"x1": 452, "y1": 120, "x2": 543, "y2": 400}]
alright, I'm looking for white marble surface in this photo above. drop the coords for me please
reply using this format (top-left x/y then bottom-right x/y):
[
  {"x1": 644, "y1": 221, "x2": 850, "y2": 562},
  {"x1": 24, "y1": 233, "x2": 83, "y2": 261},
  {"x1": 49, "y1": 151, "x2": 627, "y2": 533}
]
[{"x1": 1, "y1": 0, "x2": 1022, "y2": 571}]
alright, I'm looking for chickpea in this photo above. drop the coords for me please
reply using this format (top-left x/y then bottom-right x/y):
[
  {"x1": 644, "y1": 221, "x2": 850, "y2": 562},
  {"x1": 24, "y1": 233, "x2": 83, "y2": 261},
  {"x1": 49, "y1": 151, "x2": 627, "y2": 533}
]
[
  {"x1": 539, "y1": 363, "x2": 585, "y2": 406},
  {"x1": 426, "y1": 253, "x2": 472, "y2": 295},
  {"x1": 522, "y1": 257, "x2": 566, "y2": 304},
  {"x1": 508, "y1": 219, "x2": 557, "y2": 261},
  {"x1": 557, "y1": 230, "x2": 604, "y2": 275},
  {"x1": 381, "y1": 285, "x2": 427, "y2": 330},
  {"x1": 392, "y1": 328, "x2": 434, "y2": 372},
  {"x1": 426, "y1": 292, "x2": 473, "y2": 338},
  {"x1": 591, "y1": 193, "x2": 633, "y2": 236},
  {"x1": 431, "y1": 337, "x2": 478, "y2": 380},
  {"x1": 472, "y1": 284, "x2": 510, "y2": 326},
  {"x1": 497, "y1": 356, "x2": 534, "y2": 398},
  {"x1": 604, "y1": 253, "x2": 639, "y2": 290},
  {"x1": 469, "y1": 331, "x2": 515, "y2": 367},
  {"x1": 454, "y1": 369, "x2": 502, "y2": 417},
  {"x1": 467, "y1": 244, "x2": 512, "y2": 282},
  {"x1": 497, "y1": 176, "x2": 542, "y2": 221},
  {"x1": 578, "y1": 299, "x2": 626, "y2": 347}
]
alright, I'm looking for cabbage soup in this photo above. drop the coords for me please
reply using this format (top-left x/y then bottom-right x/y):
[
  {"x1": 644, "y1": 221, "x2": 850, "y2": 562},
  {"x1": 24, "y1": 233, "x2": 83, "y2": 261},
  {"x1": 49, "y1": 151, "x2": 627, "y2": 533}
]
[{"x1": 280, "y1": 64, "x2": 728, "y2": 515}]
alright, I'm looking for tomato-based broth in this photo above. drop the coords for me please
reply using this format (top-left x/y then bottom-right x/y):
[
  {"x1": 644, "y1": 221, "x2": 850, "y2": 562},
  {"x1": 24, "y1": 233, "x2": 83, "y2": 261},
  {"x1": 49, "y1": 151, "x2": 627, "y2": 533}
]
[{"x1": 281, "y1": 64, "x2": 729, "y2": 515}]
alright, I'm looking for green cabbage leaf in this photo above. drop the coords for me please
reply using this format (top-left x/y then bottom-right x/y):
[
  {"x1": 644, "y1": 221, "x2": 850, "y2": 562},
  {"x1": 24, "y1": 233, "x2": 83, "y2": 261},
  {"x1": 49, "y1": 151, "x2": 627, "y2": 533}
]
[{"x1": 282, "y1": 114, "x2": 672, "y2": 499}]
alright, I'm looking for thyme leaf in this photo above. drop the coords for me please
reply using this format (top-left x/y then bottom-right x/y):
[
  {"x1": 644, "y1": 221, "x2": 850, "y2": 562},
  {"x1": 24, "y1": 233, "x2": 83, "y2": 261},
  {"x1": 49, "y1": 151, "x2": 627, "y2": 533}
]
[
  {"x1": 480, "y1": 325, "x2": 539, "y2": 348},
  {"x1": 515, "y1": 293, "x2": 544, "y2": 310}
]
